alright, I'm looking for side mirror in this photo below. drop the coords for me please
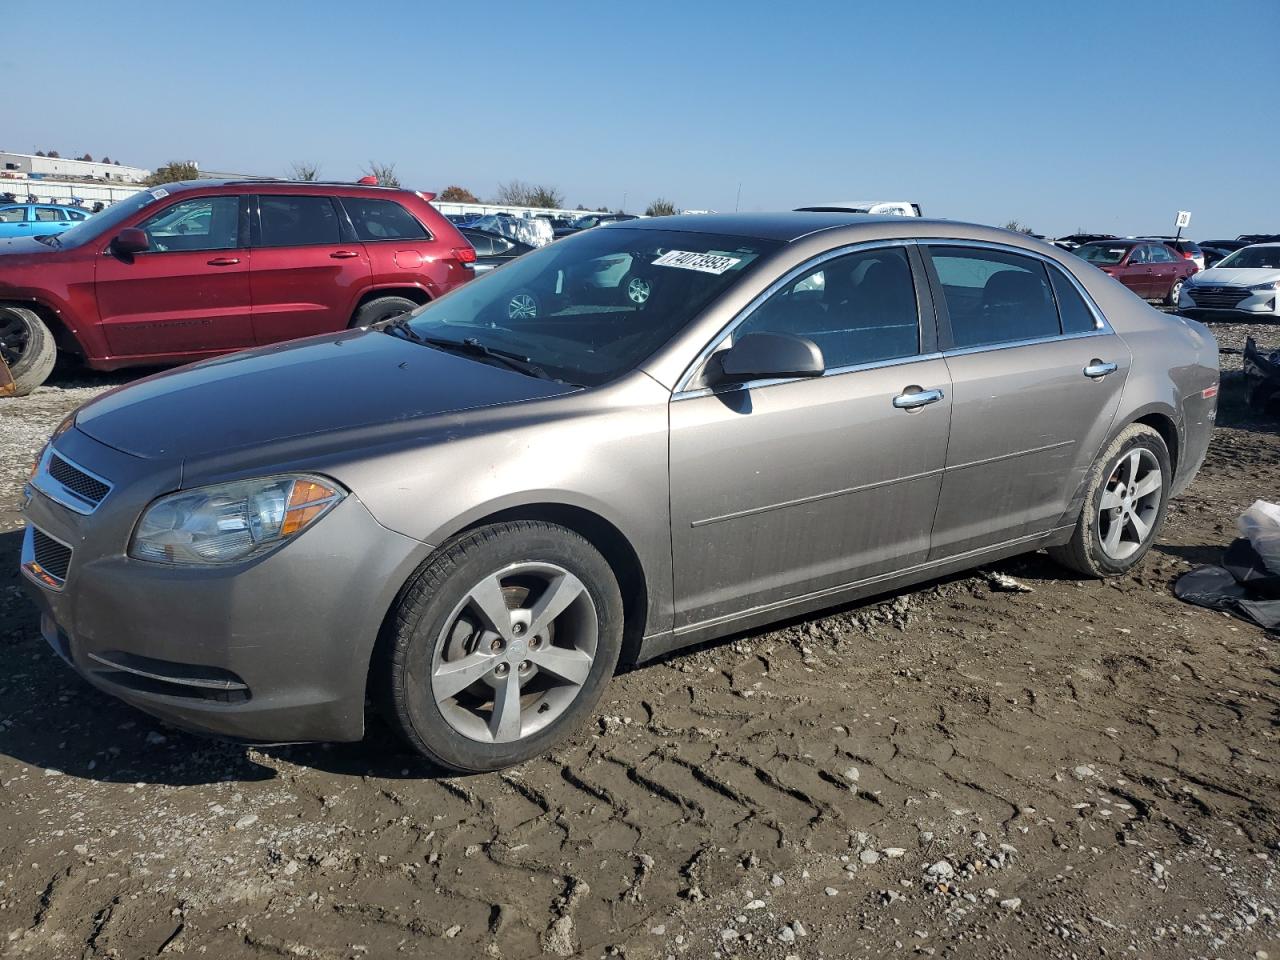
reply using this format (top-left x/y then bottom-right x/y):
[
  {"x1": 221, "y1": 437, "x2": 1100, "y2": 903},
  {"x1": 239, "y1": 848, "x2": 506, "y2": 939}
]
[
  {"x1": 716, "y1": 331, "x2": 825, "y2": 383},
  {"x1": 112, "y1": 227, "x2": 149, "y2": 255}
]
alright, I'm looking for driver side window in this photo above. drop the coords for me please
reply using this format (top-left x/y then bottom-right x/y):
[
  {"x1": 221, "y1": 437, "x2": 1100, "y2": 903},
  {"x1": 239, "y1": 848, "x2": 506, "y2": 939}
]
[
  {"x1": 734, "y1": 246, "x2": 921, "y2": 368},
  {"x1": 138, "y1": 196, "x2": 240, "y2": 253}
]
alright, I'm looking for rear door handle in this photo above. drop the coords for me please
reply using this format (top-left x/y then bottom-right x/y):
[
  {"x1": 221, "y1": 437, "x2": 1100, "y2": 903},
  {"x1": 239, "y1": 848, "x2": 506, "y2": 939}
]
[
  {"x1": 893, "y1": 387, "x2": 945, "y2": 409},
  {"x1": 1083, "y1": 360, "x2": 1118, "y2": 379},
  {"x1": 330, "y1": 250, "x2": 360, "y2": 259},
  {"x1": 207, "y1": 257, "x2": 240, "y2": 266}
]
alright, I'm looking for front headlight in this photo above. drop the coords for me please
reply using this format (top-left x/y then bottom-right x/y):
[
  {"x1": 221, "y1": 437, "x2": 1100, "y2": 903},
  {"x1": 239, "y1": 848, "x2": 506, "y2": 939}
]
[
  {"x1": 130, "y1": 474, "x2": 345, "y2": 565},
  {"x1": 1248, "y1": 281, "x2": 1280, "y2": 292}
]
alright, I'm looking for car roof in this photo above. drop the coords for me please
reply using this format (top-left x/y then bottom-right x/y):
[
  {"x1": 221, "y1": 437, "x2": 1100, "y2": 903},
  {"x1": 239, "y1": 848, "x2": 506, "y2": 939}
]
[
  {"x1": 149, "y1": 179, "x2": 413, "y2": 196},
  {"x1": 618, "y1": 211, "x2": 938, "y2": 242}
]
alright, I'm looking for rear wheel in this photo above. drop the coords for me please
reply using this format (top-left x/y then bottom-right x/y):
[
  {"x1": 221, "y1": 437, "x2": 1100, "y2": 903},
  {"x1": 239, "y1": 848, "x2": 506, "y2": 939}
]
[
  {"x1": 0, "y1": 305, "x2": 57, "y2": 397},
  {"x1": 1048, "y1": 423, "x2": 1171, "y2": 577},
  {"x1": 377, "y1": 521, "x2": 623, "y2": 772},
  {"x1": 1166, "y1": 278, "x2": 1184, "y2": 307},
  {"x1": 350, "y1": 295, "x2": 420, "y2": 329}
]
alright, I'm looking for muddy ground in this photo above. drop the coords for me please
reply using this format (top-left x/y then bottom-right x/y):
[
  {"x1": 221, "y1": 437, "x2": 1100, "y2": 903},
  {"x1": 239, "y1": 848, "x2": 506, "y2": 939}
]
[{"x1": 0, "y1": 326, "x2": 1277, "y2": 960}]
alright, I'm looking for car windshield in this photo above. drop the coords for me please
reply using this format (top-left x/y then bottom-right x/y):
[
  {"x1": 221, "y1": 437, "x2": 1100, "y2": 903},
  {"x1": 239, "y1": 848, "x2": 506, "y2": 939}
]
[
  {"x1": 1075, "y1": 243, "x2": 1132, "y2": 265},
  {"x1": 1216, "y1": 247, "x2": 1280, "y2": 270},
  {"x1": 570, "y1": 216, "x2": 600, "y2": 229},
  {"x1": 51, "y1": 189, "x2": 161, "y2": 247},
  {"x1": 399, "y1": 227, "x2": 779, "y2": 387}
]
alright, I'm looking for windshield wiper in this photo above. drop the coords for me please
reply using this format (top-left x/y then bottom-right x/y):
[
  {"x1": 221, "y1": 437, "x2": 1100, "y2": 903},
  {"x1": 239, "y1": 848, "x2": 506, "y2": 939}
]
[{"x1": 382, "y1": 319, "x2": 559, "y2": 382}]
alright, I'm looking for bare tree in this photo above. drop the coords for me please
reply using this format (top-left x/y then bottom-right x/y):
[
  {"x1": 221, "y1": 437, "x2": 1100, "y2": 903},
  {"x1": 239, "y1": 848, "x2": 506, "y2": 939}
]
[
  {"x1": 362, "y1": 161, "x2": 400, "y2": 188},
  {"x1": 645, "y1": 198, "x2": 678, "y2": 217},
  {"x1": 1003, "y1": 220, "x2": 1035, "y2": 235},
  {"x1": 289, "y1": 161, "x2": 321, "y2": 181},
  {"x1": 494, "y1": 180, "x2": 534, "y2": 205}
]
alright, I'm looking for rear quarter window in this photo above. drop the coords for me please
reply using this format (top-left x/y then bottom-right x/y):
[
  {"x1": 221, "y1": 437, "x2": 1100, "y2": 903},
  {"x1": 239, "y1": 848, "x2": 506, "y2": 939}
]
[{"x1": 342, "y1": 197, "x2": 429, "y2": 241}]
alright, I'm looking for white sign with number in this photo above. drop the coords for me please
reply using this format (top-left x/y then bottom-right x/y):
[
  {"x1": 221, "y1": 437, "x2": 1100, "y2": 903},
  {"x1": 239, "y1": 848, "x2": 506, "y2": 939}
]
[{"x1": 1175, "y1": 210, "x2": 1192, "y2": 229}]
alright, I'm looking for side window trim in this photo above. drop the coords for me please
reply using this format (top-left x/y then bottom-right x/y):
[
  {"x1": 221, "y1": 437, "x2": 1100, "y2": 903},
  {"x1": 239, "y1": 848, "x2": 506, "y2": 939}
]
[
  {"x1": 920, "y1": 240, "x2": 1111, "y2": 355},
  {"x1": 673, "y1": 239, "x2": 938, "y2": 397}
]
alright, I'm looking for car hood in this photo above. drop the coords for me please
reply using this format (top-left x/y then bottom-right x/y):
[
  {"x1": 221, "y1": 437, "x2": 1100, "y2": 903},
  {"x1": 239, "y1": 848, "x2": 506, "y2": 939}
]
[
  {"x1": 0, "y1": 235, "x2": 62, "y2": 262},
  {"x1": 74, "y1": 328, "x2": 578, "y2": 460},
  {"x1": 1191, "y1": 267, "x2": 1280, "y2": 287}
]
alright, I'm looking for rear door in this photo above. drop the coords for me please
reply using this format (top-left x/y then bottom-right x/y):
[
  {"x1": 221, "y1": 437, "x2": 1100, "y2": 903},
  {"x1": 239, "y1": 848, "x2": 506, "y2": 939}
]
[
  {"x1": 248, "y1": 194, "x2": 371, "y2": 345},
  {"x1": 669, "y1": 243, "x2": 952, "y2": 628},
  {"x1": 923, "y1": 243, "x2": 1130, "y2": 558},
  {"x1": 95, "y1": 194, "x2": 254, "y2": 357}
]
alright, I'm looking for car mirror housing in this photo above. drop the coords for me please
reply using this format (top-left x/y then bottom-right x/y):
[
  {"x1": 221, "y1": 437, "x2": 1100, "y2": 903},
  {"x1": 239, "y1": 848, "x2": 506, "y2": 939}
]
[
  {"x1": 112, "y1": 228, "x2": 150, "y2": 255},
  {"x1": 716, "y1": 331, "x2": 825, "y2": 383}
]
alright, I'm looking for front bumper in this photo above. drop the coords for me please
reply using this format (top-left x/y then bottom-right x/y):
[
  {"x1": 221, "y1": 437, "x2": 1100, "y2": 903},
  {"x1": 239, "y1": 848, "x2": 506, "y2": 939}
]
[
  {"x1": 1179, "y1": 285, "x2": 1279, "y2": 319},
  {"x1": 20, "y1": 428, "x2": 429, "y2": 743}
]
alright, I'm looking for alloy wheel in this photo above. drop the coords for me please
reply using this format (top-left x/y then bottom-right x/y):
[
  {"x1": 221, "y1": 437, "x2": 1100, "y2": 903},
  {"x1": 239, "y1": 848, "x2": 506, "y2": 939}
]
[
  {"x1": 627, "y1": 277, "x2": 652, "y2": 305},
  {"x1": 429, "y1": 562, "x2": 598, "y2": 743},
  {"x1": 508, "y1": 293, "x2": 538, "y2": 320},
  {"x1": 0, "y1": 309, "x2": 31, "y2": 367},
  {"x1": 1096, "y1": 448, "x2": 1162, "y2": 561}
]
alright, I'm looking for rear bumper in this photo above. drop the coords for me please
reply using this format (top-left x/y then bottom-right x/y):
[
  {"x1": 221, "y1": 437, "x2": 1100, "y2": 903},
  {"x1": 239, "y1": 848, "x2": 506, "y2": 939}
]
[{"x1": 20, "y1": 433, "x2": 430, "y2": 743}]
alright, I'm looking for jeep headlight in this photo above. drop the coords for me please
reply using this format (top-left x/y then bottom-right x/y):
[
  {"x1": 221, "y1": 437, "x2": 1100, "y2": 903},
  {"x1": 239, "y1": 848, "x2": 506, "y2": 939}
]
[{"x1": 130, "y1": 475, "x2": 344, "y2": 564}]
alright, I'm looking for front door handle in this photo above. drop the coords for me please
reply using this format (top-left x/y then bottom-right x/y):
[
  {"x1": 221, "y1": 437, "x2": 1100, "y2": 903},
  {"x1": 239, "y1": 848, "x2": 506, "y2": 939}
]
[
  {"x1": 1084, "y1": 360, "x2": 1118, "y2": 379},
  {"x1": 330, "y1": 250, "x2": 360, "y2": 259},
  {"x1": 207, "y1": 256, "x2": 240, "y2": 266},
  {"x1": 893, "y1": 387, "x2": 945, "y2": 410}
]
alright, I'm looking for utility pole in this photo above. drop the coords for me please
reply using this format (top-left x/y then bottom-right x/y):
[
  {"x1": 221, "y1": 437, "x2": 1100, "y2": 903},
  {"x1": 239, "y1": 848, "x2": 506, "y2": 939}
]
[{"x1": 735, "y1": 182, "x2": 742, "y2": 213}]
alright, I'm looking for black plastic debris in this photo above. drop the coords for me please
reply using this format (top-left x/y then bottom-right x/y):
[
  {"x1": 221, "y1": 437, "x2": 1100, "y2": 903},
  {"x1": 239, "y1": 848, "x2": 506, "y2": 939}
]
[
  {"x1": 1243, "y1": 337, "x2": 1280, "y2": 412},
  {"x1": 1175, "y1": 500, "x2": 1280, "y2": 629}
]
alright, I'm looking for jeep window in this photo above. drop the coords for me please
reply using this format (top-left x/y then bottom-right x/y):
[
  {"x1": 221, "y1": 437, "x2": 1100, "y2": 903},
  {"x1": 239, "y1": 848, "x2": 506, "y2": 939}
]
[
  {"x1": 259, "y1": 195, "x2": 342, "y2": 247},
  {"x1": 341, "y1": 197, "x2": 429, "y2": 241},
  {"x1": 140, "y1": 196, "x2": 239, "y2": 252}
]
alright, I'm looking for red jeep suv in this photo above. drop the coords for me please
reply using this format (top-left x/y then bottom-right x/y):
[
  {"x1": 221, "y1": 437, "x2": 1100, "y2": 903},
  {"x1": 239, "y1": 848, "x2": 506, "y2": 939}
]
[{"x1": 0, "y1": 180, "x2": 476, "y2": 394}]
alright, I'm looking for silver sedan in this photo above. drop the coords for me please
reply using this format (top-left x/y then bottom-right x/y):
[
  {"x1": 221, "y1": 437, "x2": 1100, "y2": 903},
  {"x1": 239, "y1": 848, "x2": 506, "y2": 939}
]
[{"x1": 20, "y1": 213, "x2": 1218, "y2": 771}]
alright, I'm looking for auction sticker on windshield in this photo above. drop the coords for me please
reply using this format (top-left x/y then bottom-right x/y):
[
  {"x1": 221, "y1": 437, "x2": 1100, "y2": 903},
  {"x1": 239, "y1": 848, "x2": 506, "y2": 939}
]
[{"x1": 653, "y1": 250, "x2": 743, "y2": 275}]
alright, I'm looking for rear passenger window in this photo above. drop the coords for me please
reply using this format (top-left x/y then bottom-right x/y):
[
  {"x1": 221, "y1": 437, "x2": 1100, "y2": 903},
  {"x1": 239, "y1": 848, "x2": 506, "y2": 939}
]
[
  {"x1": 930, "y1": 247, "x2": 1058, "y2": 349},
  {"x1": 342, "y1": 197, "x2": 428, "y2": 241},
  {"x1": 734, "y1": 246, "x2": 920, "y2": 368},
  {"x1": 1049, "y1": 268, "x2": 1098, "y2": 335},
  {"x1": 34, "y1": 207, "x2": 64, "y2": 221},
  {"x1": 259, "y1": 195, "x2": 341, "y2": 247}
]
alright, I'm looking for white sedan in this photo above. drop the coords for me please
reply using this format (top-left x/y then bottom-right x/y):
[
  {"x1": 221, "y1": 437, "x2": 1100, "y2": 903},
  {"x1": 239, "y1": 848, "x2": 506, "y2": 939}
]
[{"x1": 1179, "y1": 243, "x2": 1280, "y2": 320}]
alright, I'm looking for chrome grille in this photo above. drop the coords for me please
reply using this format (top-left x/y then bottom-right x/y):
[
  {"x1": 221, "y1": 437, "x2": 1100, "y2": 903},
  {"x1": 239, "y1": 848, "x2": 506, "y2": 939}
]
[
  {"x1": 48, "y1": 454, "x2": 110, "y2": 505},
  {"x1": 1187, "y1": 286, "x2": 1251, "y2": 310}
]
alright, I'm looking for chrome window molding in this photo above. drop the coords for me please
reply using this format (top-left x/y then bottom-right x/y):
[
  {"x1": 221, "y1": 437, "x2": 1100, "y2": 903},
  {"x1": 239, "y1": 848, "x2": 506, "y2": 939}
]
[
  {"x1": 673, "y1": 238, "x2": 917, "y2": 397},
  {"x1": 674, "y1": 351, "x2": 944, "y2": 401},
  {"x1": 29, "y1": 447, "x2": 114, "y2": 515}
]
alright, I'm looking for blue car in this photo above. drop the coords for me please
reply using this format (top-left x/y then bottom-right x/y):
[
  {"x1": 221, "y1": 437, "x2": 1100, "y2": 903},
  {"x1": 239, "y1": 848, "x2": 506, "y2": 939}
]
[{"x1": 0, "y1": 203, "x2": 91, "y2": 239}]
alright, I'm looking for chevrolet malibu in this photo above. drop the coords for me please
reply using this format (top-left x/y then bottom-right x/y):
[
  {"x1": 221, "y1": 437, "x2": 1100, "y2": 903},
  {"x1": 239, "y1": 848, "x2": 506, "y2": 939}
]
[{"x1": 20, "y1": 214, "x2": 1219, "y2": 772}]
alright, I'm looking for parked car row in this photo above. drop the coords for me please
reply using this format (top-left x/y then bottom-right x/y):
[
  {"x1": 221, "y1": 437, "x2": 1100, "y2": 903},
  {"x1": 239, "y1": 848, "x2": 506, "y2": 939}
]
[{"x1": 0, "y1": 202, "x2": 92, "y2": 238}]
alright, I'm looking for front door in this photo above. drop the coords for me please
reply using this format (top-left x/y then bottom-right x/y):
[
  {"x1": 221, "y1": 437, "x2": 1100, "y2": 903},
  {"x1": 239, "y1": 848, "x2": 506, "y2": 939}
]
[
  {"x1": 95, "y1": 194, "x2": 253, "y2": 358},
  {"x1": 923, "y1": 244, "x2": 1130, "y2": 558},
  {"x1": 248, "y1": 194, "x2": 371, "y2": 345},
  {"x1": 669, "y1": 243, "x2": 952, "y2": 630}
]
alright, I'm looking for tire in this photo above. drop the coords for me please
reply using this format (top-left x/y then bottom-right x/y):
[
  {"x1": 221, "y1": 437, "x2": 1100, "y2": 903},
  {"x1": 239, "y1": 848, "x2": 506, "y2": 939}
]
[
  {"x1": 1166, "y1": 278, "x2": 1184, "y2": 307},
  {"x1": 377, "y1": 520, "x2": 624, "y2": 772},
  {"x1": 619, "y1": 272, "x2": 652, "y2": 307},
  {"x1": 1048, "y1": 423, "x2": 1172, "y2": 578},
  {"x1": 0, "y1": 305, "x2": 57, "y2": 397},
  {"x1": 350, "y1": 295, "x2": 420, "y2": 329}
]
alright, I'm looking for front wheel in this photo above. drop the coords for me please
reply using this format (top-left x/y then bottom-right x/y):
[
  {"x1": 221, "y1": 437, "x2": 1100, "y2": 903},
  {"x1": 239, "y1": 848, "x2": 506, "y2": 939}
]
[
  {"x1": 1048, "y1": 423, "x2": 1171, "y2": 578},
  {"x1": 377, "y1": 521, "x2": 623, "y2": 772},
  {"x1": 0, "y1": 305, "x2": 57, "y2": 397}
]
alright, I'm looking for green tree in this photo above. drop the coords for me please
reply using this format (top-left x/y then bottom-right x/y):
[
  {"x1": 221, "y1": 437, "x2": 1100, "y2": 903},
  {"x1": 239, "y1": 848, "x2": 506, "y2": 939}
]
[
  {"x1": 526, "y1": 184, "x2": 564, "y2": 209},
  {"x1": 1003, "y1": 219, "x2": 1035, "y2": 235},
  {"x1": 146, "y1": 161, "x2": 200, "y2": 186},
  {"x1": 645, "y1": 198, "x2": 678, "y2": 217},
  {"x1": 289, "y1": 161, "x2": 321, "y2": 181},
  {"x1": 439, "y1": 185, "x2": 479, "y2": 203},
  {"x1": 363, "y1": 161, "x2": 400, "y2": 188}
]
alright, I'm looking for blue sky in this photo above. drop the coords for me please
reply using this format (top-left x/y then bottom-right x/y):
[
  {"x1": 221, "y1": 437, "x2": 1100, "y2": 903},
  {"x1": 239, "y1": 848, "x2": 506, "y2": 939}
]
[{"x1": 5, "y1": 0, "x2": 1277, "y2": 238}]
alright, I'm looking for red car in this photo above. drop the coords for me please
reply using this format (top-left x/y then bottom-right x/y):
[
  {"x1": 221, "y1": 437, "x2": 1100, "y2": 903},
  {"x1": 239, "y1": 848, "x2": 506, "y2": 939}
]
[
  {"x1": 0, "y1": 180, "x2": 475, "y2": 394},
  {"x1": 1073, "y1": 239, "x2": 1197, "y2": 306}
]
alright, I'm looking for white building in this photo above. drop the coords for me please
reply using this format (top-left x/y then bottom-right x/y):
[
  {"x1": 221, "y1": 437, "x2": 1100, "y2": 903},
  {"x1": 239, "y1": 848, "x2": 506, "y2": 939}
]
[{"x1": 0, "y1": 151, "x2": 151, "y2": 183}]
